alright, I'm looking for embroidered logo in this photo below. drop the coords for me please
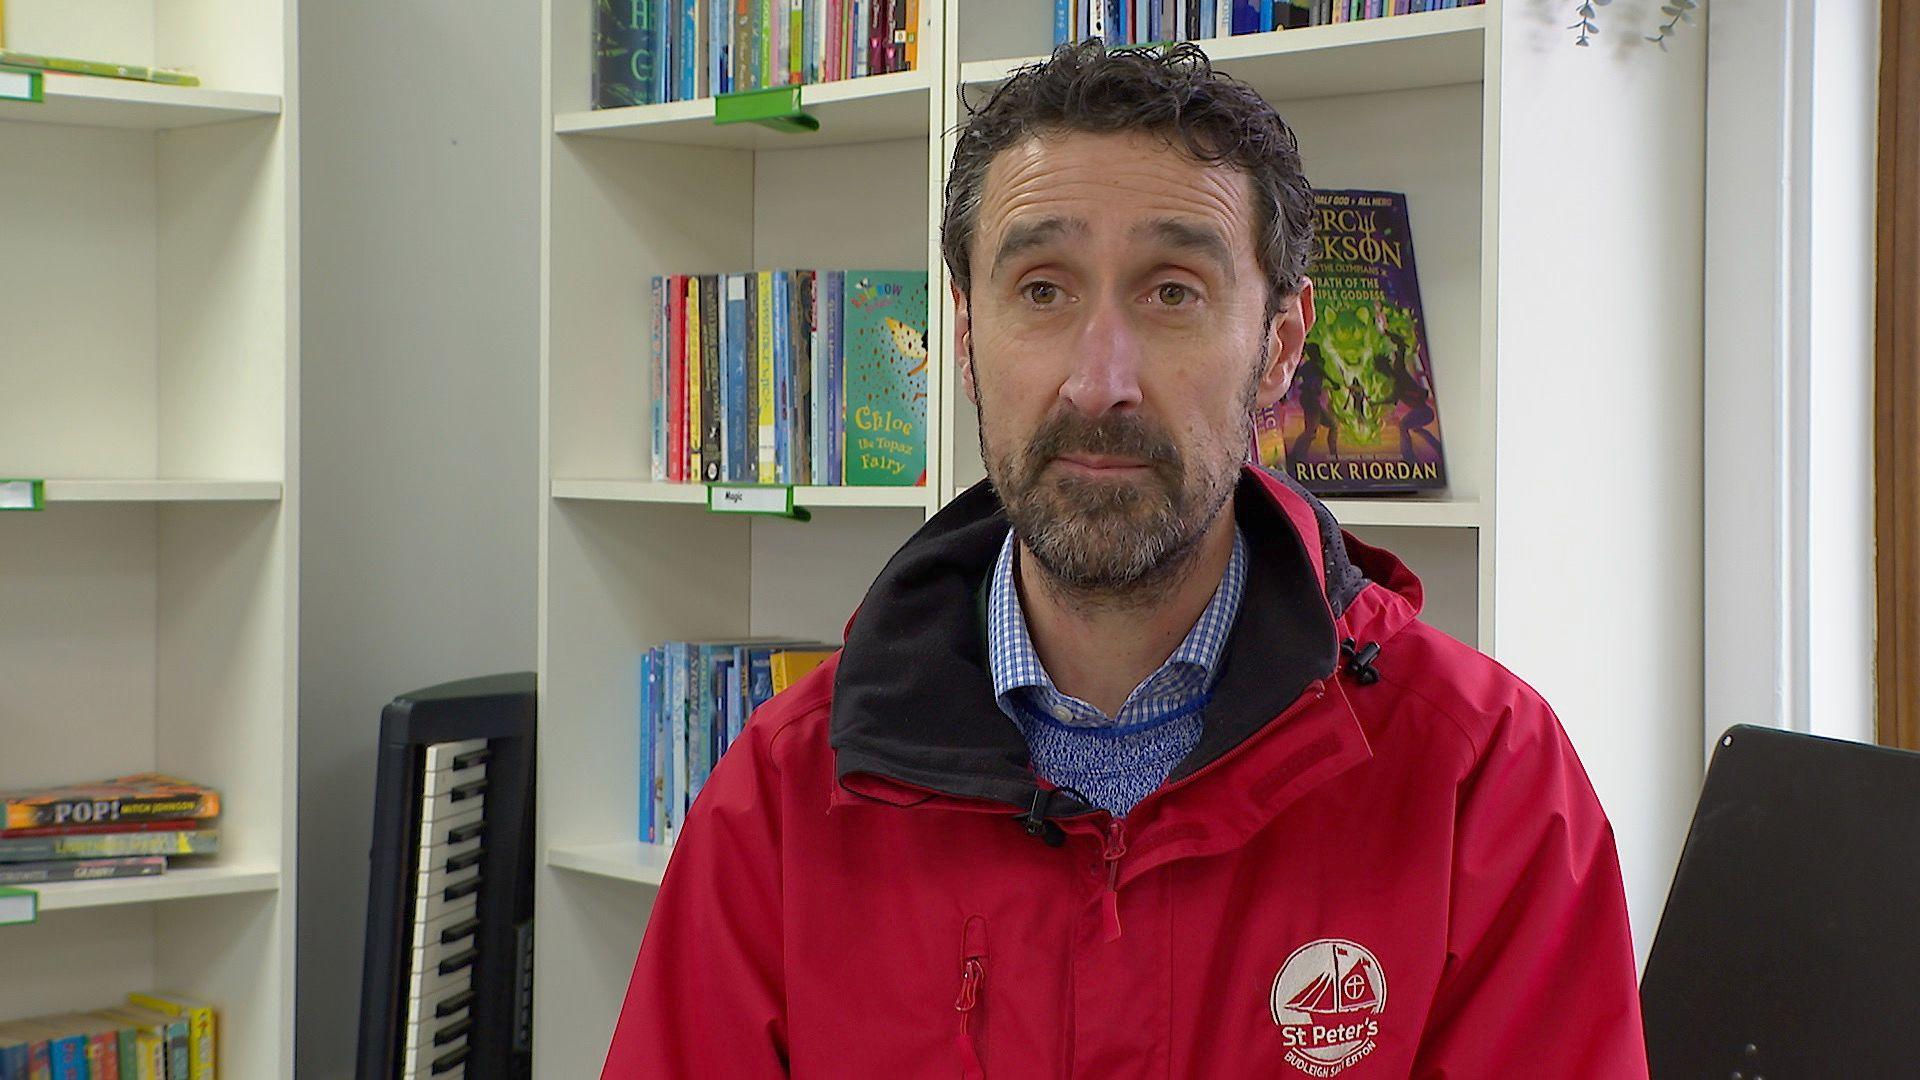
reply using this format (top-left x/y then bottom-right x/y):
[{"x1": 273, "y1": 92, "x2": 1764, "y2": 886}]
[{"x1": 1270, "y1": 938, "x2": 1387, "y2": 1077}]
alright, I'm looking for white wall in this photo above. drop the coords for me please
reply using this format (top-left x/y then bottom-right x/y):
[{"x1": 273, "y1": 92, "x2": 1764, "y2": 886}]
[
  {"x1": 295, "y1": 0, "x2": 541, "y2": 1075},
  {"x1": 1704, "y1": 0, "x2": 1878, "y2": 757}
]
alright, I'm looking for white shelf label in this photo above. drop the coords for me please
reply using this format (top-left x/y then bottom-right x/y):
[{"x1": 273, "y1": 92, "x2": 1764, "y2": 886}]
[
  {"x1": 0, "y1": 887, "x2": 37, "y2": 926},
  {"x1": 0, "y1": 69, "x2": 40, "y2": 103},
  {"x1": 707, "y1": 485, "x2": 792, "y2": 515},
  {"x1": 0, "y1": 480, "x2": 43, "y2": 510}
]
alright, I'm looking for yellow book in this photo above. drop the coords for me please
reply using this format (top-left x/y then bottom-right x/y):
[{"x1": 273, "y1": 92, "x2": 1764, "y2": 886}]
[
  {"x1": 125, "y1": 993, "x2": 215, "y2": 1080},
  {"x1": 770, "y1": 649, "x2": 835, "y2": 695},
  {"x1": 756, "y1": 271, "x2": 776, "y2": 481},
  {"x1": 685, "y1": 276, "x2": 702, "y2": 482}
]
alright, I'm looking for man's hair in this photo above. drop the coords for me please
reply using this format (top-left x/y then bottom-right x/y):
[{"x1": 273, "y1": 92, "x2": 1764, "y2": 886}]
[{"x1": 941, "y1": 39, "x2": 1315, "y2": 321}]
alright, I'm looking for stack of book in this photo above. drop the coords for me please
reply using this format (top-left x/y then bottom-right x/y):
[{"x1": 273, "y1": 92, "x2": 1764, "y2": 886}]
[
  {"x1": 641, "y1": 641, "x2": 837, "y2": 843},
  {"x1": 0, "y1": 991, "x2": 214, "y2": 1080},
  {"x1": 651, "y1": 269, "x2": 928, "y2": 488},
  {"x1": 0, "y1": 775, "x2": 221, "y2": 887},
  {"x1": 1051, "y1": 0, "x2": 1483, "y2": 45},
  {"x1": 593, "y1": 0, "x2": 919, "y2": 109},
  {"x1": 0, "y1": 49, "x2": 201, "y2": 87}
]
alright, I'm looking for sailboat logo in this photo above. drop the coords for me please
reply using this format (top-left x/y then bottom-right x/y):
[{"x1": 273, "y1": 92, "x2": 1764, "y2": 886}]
[{"x1": 1269, "y1": 938, "x2": 1387, "y2": 1076}]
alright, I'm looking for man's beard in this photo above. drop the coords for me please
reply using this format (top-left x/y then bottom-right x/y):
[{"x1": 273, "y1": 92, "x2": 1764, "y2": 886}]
[{"x1": 972, "y1": 340, "x2": 1263, "y2": 602}]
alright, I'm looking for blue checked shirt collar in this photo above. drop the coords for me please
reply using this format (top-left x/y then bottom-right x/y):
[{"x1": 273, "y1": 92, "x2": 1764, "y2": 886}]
[{"x1": 987, "y1": 525, "x2": 1247, "y2": 730}]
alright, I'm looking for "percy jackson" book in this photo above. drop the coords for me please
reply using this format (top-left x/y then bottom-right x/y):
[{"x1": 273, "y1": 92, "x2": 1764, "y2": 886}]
[{"x1": 1256, "y1": 189, "x2": 1447, "y2": 494}]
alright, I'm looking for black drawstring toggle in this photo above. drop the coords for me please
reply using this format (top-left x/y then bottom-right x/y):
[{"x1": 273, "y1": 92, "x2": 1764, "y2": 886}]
[
  {"x1": 1341, "y1": 638, "x2": 1382, "y2": 686},
  {"x1": 1018, "y1": 788, "x2": 1067, "y2": 847}
]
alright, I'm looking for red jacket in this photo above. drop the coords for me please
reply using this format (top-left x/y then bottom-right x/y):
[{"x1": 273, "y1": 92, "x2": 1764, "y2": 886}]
[{"x1": 605, "y1": 469, "x2": 1648, "y2": 1078}]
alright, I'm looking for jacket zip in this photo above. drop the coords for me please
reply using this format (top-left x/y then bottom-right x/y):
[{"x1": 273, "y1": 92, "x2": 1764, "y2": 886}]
[
  {"x1": 955, "y1": 915, "x2": 987, "y2": 1079},
  {"x1": 1099, "y1": 817, "x2": 1128, "y2": 943}
]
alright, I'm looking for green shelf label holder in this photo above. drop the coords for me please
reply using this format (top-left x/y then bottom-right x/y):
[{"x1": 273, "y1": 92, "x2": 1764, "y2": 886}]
[
  {"x1": 713, "y1": 85, "x2": 820, "y2": 135},
  {"x1": 706, "y1": 483, "x2": 811, "y2": 521},
  {"x1": 0, "y1": 66, "x2": 45, "y2": 104},
  {"x1": 0, "y1": 479, "x2": 46, "y2": 511},
  {"x1": 0, "y1": 885, "x2": 39, "y2": 927}
]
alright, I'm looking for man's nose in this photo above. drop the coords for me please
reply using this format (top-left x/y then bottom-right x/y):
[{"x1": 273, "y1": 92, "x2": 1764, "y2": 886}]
[{"x1": 1059, "y1": 297, "x2": 1145, "y2": 417}]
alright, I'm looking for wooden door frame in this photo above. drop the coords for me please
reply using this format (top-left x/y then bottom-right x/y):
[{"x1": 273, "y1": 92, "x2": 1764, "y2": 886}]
[{"x1": 1878, "y1": 0, "x2": 1920, "y2": 750}]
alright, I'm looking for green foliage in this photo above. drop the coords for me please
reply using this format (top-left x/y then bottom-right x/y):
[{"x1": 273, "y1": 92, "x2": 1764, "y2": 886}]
[{"x1": 1567, "y1": 0, "x2": 1698, "y2": 50}]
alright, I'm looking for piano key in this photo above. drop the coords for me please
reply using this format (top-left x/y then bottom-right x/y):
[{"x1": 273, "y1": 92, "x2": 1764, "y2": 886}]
[
  {"x1": 450, "y1": 746, "x2": 489, "y2": 770},
  {"x1": 436, "y1": 946, "x2": 479, "y2": 977},
  {"x1": 431, "y1": 1043, "x2": 470, "y2": 1074},
  {"x1": 433, "y1": 988, "x2": 475, "y2": 1020},
  {"x1": 424, "y1": 739, "x2": 487, "y2": 772},
  {"x1": 437, "y1": 916, "x2": 482, "y2": 947},
  {"x1": 434, "y1": 1017, "x2": 473, "y2": 1047},
  {"x1": 417, "y1": 805, "x2": 484, "y2": 850},
  {"x1": 423, "y1": 760, "x2": 487, "y2": 799},
  {"x1": 411, "y1": 877, "x2": 481, "y2": 925}
]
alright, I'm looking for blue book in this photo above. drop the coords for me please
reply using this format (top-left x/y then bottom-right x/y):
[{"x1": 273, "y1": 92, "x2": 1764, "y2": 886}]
[
  {"x1": 683, "y1": 0, "x2": 698, "y2": 100},
  {"x1": 638, "y1": 651, "x2": 656, "y2": 842},
  {"x1": 0, "y1": 1032, "x2": 28, "y2": 1080},
  {"x1": 687, "y1": 645, "x2": 713, "y2": 804},
  {"x1": 592, "y1": 0, "x2": 656, "y2": 107},
  {"x1": 664, "y1": 642, "x2": 684, "y2": 838},
  {"x1": 1054, "y1": 0, "x2": 1070, "y2": 44},
  {"x1": 651, "y1": 648, "x2": 669, "y2": 840},
  {"x1": 1149, "y1": 0, "x2": 1161, "y2": 41},
  {"x1": 725, "y1": 274, "x2": 750, "y2": 480},
  {"x1": 747, "y1": 647, "x2": 778, "y2": 714},
  {"x1": 1231, "y1": 0, "x2": 1259, "y2": 33},
  {"x1": 773, "y1": 270, "x2": 792, "y2": 484},
  {"x1": 656, "y1": 0, "x2": 671, "y2": 101},
  {"x1": 714, "y1": 0, "x2": 730, "y2": 94},
  {"x1": 1259, "y1": 0, "x2": 1274, "y2": 30},
  {"x1": 712, "y1": 657, "x2": 735, "y2": 759},
  {"x1": 729, "y1": 646, "x2": 751, "y2": 744},
  {"x1": 1199, "y1": 0, "x2": 1215, "y2": 35},
  {"x1": 826, "y1": 271, "x2": 844, "y2": 483},
  {"x1": 48, "y1": 1034, "x2": 84, "y2": 1080}
]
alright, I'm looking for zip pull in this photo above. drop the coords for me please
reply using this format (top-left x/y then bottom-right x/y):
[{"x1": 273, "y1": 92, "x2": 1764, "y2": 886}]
[
  {"x1": 1100, "y1": 818, "x2": 1127, "y2": 943},
  {"x1": 955, "y1": 915, "x2": 987, "y2": 1080}
]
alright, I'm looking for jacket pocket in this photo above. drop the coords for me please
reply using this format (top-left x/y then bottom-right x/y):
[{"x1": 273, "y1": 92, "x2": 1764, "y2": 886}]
[{"x1": 954, "y1": 914, "x2": 988, "y2": 1079}]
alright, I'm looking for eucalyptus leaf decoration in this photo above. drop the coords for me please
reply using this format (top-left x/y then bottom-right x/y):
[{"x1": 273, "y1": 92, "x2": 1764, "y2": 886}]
[
  {"x1": 1647, "y1": 0, "x2": 1699, "y2": 49},
  {"x1": 1569, "y1": 0, "x2": 1699, "y2": 49}
]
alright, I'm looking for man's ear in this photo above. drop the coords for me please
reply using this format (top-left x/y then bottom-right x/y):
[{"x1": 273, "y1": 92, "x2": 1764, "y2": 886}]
[
  {"x1": 1255, "y1": 276, "x2": 1314, "y2": 409},
  {"x1": 951, "y1": 277, "x2": 978, "y2": 406}
]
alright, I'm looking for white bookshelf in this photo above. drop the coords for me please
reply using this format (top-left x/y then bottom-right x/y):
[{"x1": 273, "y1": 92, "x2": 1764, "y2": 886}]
[
  {"x1": 0, "y1": 0, "x2": 299, "y2": 1075},
  {"x1": 536, "y1": 1, "x2": 1705, "y2": 1072}
]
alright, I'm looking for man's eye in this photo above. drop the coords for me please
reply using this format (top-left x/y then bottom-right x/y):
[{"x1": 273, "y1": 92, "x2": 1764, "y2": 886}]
[
  {"x1": 1157, "y1": 283, "x2": 1192, "y2": 306},
  {"x1": 1023, "y1": 282, "x2": 1060, "y2": 306}
]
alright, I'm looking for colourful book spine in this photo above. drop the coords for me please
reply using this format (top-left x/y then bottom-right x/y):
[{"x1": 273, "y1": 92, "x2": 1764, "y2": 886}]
[
  {"x1": 650, "y1": 276, "x2": 667, "y2": 481},
  {"x1": 639, "y1": 651, "x2": 656, "y2": 843},
  {"x1": 841, "y1": 271, "x2": 929, "y2": 485},
  {"x1": 667, "y1": 274, "x2": 687, "y2": 482},
  {"x1": 123, "y1": 996, "x2": 211, "y2": 1080},
  {"x1": 716, "y1": 275, "x2": 733, "y2": 477},
  {"x1": 685, "y1": 275, "x2": 703, "y2": 483},
  {"x1": 755, "y1": 271, "x2": 777, "y2": 481},
  {"x1": 810, "y1": 270, "x2": 827, "y2": 478},
  {"x1": 735, "y1": 0, "x2": 752, "y2": 91},
  {"x1": 112, "y1": 1027, "x2": 134, "y2": 1080},
  {"x1": 687, "y1": 646, "x2": 714, "y2": 803},
  {"x1": 905, "y1": 0, "x2": 919, "y2": 67},
  {"x1": 684, "y1": 0, "x2": 699, "y2": 100},
  {"x1": 772, "y1": 270, "x2": 791, "y2": 483},
  {"x1": 592, "y1": 0, "x2": 653, "y2": 107},
  {"x1": 770, "y1": 649, "x2": 836, "y2": 694},
  {"x1": 713, "y1": 0, "x2": 729, "y2": 93},
  {"x1": 651, "y1": 647, "x2": 669, "y2": 839},
  {"x1": 789, "y1": 0, "x2": 803, "y2": 84},
  {"x1": 0, "y1": 830, "x2": 218, "y2": 863},
  {"x1": 826, "y1": 271, "x2": 845, "y2": 483},
  {"x1": 47, "y1": 1034, "x2": 82, "y2": 1080},
  {"x1": 794, "y1": 270, "x2": 815, "y2": 485},
  {"x1": 703, "y1": 275, "x2": 724, "y2": 482},
  {"x1": 742, "y1": 274, "x2": 760, "y2": 481},
  {"x1": 666, "y1": 642, "x2": 687, "y2": 840},
  {"x1": 726, "y1": 275, "x2": 751, "y2": 481},
  {"x1": 758, "y1": 0, "x2": 772, "y2": 89}
]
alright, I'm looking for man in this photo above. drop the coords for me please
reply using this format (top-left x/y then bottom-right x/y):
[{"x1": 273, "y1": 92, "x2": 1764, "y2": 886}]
[{"x1": 606, "y1": 41, "x2": 1647, "y2": 1078}]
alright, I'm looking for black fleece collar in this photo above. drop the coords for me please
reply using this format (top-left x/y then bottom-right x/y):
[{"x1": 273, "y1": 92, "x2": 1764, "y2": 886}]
[{"x1": 830, "y1": 471, "x2": 1340, "y2": 817}]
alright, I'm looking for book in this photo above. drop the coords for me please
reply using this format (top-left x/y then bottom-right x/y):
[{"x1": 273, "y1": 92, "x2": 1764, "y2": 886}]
[
  {"x1": 770, "y1": 649, "x2": 835, "y2": 694},
  {"x1": 123, "y1": 995, "x2": 213, "y2": 1080},
  {"x1": 701, "y1": 274, "x2": 723, "y2": 482},
  {"x1": 1268, "y1": 189, "x2": 1447, "y2": 493},
  {"x1": 686, "y1": 275, "x2": 703, "y2": 483},
  {"x1": 95, "y1": 1006, "x2": 182, "y2": 1080},
  {"x1": 793, "y1": 270, "x2": 815, "y2": 485},
  {"x1": 2, "y1": 774, "x2": 218, "y2": 831},
  {"x1": 639, "y1": 651, "x2": 659, "y2": 843},
  {"x1": 0, "y1": 856, "x2": 165, "y2": 886},
  {"x1": 756, "y1": 271, "x2": 777, "y2": 481},
  {"x1": 651, "y1": 276, "x2": 667, "y2": 481},
  {"x1": 0, "y1": 1020, "x2": 32, "y2": 1080},
  {"x1": 773, "y1": 270, "x2": 791, "y2": 483},
  {"x1": 0, "y1": 49, "x2": 198, "y2": 87},
  {"x1": 0, "y1": 829, "x2": 219, "y2": 864},
  {"x1": 592, "y1": 0, "x2": 655, "y2": 108},
  {"x1": 667, "y1": 273, "x2": 687, "y2": 482},
  {"x1": 726, "y1": 274, "x2": 752, "y2": 482},
  {"x1": 841, "y1": 271, "x2": 928, "y2": 485}
]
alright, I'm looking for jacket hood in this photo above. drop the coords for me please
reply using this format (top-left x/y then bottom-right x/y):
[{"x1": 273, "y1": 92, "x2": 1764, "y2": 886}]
[{"x1": 829, "y1": 466, "x2": 1423, "y2": 818}]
